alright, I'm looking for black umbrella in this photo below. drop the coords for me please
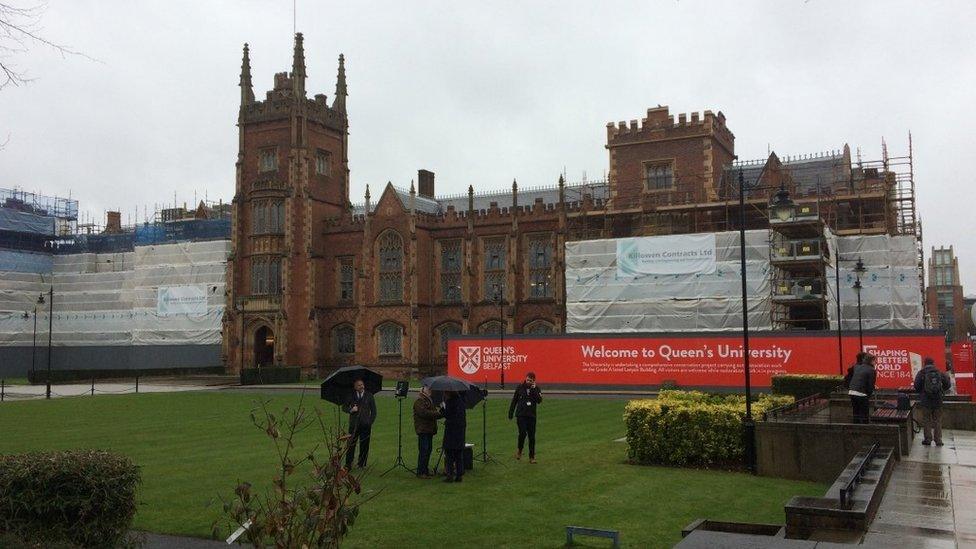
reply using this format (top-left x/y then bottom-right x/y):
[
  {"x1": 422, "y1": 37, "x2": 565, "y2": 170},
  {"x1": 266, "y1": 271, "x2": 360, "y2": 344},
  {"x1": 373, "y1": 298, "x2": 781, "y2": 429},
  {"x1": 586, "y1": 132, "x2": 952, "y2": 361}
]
[
  {"x1": 320, "y1": 365, "x2": 383, "y2": 405},
  {"x1": 422, "y1": 375, "x2": 484, "y2": 409}
]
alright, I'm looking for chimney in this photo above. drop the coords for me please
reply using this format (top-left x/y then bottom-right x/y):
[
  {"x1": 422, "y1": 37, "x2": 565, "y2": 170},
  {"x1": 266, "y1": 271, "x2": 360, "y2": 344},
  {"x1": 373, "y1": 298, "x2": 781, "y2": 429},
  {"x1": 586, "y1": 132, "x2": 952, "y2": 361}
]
[
  {"x1": 418, "y1": 169, "x2": 435, "y2": 198},
  {"x1": 104, "y1": 211, "x2": 122, "y2": 234}
]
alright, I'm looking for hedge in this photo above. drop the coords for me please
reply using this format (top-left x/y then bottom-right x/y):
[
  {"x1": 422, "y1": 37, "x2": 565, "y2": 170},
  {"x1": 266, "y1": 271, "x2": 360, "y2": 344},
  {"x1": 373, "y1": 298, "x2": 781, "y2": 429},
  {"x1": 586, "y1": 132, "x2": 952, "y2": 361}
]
[
  {"x1": 240, "y1": 367, "x2": 303, "y2": 385},
  {"x1": 0, "y1": 450, "x2": 140, "y2": 548},
  {"x1": 770, "y1": 374, "x2": 843, "y2": 399},
  {"x1": 624, "y1": 390, "x2": 793, "y2": 468}
]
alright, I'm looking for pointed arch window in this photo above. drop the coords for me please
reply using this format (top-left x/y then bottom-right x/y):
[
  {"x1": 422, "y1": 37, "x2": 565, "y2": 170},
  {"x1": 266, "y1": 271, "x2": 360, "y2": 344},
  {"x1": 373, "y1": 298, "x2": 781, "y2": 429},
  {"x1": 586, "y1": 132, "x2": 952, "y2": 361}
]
[
  {"x1": 332, "y1": 324, "x2": 355, "y2": 356},
  {"x1": 436, "y1": 322, "x2": 462, "y2": 356},
  {"x1": 377, "y1": 322, "x2": 402, "y2": 357},
  {"x1": 377, "y1": 231, "x2": 404, "y2": 302}
]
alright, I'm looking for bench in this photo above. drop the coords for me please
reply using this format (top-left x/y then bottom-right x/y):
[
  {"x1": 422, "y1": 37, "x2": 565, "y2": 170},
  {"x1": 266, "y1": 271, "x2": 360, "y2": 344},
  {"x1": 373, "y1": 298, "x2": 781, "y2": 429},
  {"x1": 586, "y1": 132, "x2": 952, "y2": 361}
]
[
  {"x1": 870, "y1": 406, "x2": 914, "y2": 451},
  {"x1": 565, "y1": 526, "x2": 620, "y2": 548},
  {"x1": 784, "y1": 444, "x2": 894, "y2": 539}
]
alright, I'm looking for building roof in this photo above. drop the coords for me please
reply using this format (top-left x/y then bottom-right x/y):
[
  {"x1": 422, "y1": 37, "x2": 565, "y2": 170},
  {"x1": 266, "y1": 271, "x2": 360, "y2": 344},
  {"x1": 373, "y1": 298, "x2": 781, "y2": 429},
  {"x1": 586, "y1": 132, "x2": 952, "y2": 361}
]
[{"x1": 351, "y1": 180, "x2": 609, "y2": 216}]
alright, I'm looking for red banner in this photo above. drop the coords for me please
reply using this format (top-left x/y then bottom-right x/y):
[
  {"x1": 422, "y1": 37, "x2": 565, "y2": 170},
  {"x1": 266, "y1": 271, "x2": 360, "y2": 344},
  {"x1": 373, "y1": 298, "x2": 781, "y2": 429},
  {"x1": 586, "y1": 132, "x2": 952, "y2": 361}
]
[
  {"x1": 448, "y1": 331, "x2": 946, "y2": 390},
  {"x1": 951, "y1": 341, "x2": 974, "y2": 397}
]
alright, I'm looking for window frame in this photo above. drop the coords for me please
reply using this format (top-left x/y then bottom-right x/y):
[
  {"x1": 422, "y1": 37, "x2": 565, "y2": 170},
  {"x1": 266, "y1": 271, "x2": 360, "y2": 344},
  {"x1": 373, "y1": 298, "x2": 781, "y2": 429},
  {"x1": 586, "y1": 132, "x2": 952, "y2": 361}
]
[
  {"x1": 483, "y1": 237, "x2": 507, "y2": 301},
  {"x1": 526, "y1": 234, "x2": 554, "y2": 299},
  {"x1": 315, "y1": 149, "x2": 332, "y2": 176},
  {"x1": 643, "y1": 160, "x2": 675, "y2": 192},
  {"x1": 332, "y1": 324, "x2": 356, "y2": 356},
  {"x1": 435, "y1": 322, "x2": 462, "y2": 356},
  {"x1": 338, "y1": 256, "x2": 355, "y2": 304},
  {"x1": 439, "y1": 239, "x2": 462, "y2": 304},
  {"x1": 377, "y1": 231, "x2": 404, "y2": 303},
  {"x1": 377, "y1": 322, "x2": 403, "y2": 357}
]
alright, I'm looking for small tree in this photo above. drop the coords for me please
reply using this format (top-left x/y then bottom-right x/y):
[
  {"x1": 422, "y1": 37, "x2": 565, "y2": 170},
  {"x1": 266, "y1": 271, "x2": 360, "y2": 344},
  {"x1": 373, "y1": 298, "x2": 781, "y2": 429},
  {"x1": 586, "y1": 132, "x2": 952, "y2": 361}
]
[{"x1": 214, "y1": 393, "x2": 368, "y2": 548}]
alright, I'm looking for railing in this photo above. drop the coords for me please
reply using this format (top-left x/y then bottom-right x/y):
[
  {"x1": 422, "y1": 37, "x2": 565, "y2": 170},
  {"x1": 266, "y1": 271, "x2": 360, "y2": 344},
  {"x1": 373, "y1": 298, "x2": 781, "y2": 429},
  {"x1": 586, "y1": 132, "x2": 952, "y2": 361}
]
[
  {"x1": 839, "y1": 443, "x2": 879, "y2": 509},
  {"x1": 762, "y1": 393, "x2": 828, "y2": 421}
]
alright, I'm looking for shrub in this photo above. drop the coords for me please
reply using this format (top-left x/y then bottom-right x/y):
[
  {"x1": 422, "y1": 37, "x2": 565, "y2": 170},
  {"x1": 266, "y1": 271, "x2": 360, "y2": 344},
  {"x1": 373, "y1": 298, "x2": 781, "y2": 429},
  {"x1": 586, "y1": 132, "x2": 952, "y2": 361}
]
[
  {"x1": 0, "y1": 450, "x2": 140, "y2": 548},
  {"x1": 624, "y1": 391, "x2": 792, "y2": 468},
  {"x1": 771, "y1": 374, "x2": 844, "y2": 399},
  {"x1": 214, "y1": 395, "x2": 367, "y2": 548}
]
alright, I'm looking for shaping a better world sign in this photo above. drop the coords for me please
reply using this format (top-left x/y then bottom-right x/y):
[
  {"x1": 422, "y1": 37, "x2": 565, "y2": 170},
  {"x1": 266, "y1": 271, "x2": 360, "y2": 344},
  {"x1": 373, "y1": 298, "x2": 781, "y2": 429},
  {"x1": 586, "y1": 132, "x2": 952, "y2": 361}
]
[
  {"x1": 157, "y1": 285, "x2": 208, "y2": 316},
  {"x1": 616, "y1": 234, "x2": 716, "y2": 277}
]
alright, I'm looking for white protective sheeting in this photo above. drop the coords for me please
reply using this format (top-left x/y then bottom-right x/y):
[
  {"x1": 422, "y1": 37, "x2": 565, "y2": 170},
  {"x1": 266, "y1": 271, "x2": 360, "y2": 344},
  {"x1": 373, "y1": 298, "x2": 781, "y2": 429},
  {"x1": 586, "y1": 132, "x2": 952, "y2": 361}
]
[
  {"x1": 825, "y1": 232, "x2": 924, "y2": 330},
  {"x1": 566, "y1": 231, "x2": 772, "y2": 333},
  {"x1": 0, "y1": 240, "x2": 229, "y2": 346}
]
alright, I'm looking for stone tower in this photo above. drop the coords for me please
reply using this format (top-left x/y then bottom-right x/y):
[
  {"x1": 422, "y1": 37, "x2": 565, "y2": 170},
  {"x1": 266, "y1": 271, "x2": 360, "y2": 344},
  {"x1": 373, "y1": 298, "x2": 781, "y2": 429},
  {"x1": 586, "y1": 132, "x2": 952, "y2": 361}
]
[{"x1": 224, "y1": 33, "x2": 349, "y2": 373}]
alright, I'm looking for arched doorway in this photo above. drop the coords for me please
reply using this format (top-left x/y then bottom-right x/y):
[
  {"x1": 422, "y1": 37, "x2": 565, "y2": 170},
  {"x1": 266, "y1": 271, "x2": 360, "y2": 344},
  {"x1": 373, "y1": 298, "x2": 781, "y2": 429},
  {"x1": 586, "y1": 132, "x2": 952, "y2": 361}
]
[{"x1": 254, "y1": 325, "x2": 275, "y2": 367}]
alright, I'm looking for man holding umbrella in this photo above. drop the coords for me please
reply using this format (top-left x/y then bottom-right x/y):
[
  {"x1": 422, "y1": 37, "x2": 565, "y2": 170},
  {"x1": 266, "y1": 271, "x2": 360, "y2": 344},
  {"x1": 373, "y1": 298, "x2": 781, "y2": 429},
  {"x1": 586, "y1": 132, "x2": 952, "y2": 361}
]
[
  {"x1": 413, "y1": 384, "x2": 442, "y2": 478},
  {"x1": 345, "y1": 378, "x2": 377, "y2": 469},
  {"x1": 421, "y1": 375, "x2": 483, "y2": 483}
]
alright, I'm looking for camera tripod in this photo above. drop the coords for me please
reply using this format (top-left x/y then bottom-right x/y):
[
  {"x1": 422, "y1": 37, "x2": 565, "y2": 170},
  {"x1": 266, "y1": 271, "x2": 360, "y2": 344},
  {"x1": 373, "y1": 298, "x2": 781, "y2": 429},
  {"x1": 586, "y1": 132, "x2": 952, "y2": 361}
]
[
  {"x1": 381, "y1": 395, "x2": 415, "y2": 476},
  {"x1": 474, "y1": 387, "x2": 501, "y2": 465}
]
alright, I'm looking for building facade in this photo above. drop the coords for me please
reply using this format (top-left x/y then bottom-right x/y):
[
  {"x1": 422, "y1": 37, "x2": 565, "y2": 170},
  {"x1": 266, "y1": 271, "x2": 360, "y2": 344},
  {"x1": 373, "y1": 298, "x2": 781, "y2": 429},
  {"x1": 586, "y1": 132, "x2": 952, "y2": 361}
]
[
  {"x1": 926, "y1": 246, "x2": 968, "y2": 343},
  {"x1": 224, "y1": 34, "x2": 917, "y2": 376}
]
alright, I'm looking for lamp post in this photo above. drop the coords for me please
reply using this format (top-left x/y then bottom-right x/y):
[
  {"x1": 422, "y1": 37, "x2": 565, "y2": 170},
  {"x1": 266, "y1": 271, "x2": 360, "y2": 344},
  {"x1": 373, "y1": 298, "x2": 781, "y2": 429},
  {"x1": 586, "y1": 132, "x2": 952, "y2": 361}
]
[
  {"x1": 26, "y1": 295, "x2": 43, "y2": 382},
  {"x1": 738, "y1": 170, "x2": 756, "y2": 474},
  {"x1": 853, "y1": 257, "x2": 866, "y2": 351},
  {"x1": 238, "y1": 297, "x2": 247, "y2": 373},
  {"x1": 834, "y1": 256, "x2": 844, "y2": 375},
  {"x1": 43, "y1": 286, "x2": 53, "y2": 399},
  {"x1": 493, "y1": 283, "x2": 506, "y2": 390}
]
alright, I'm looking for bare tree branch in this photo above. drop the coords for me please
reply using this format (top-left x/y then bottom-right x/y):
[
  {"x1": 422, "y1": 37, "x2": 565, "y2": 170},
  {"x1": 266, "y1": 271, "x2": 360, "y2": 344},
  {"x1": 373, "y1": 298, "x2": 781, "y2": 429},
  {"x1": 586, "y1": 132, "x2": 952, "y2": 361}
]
[{"x1": 0, "y1": 1, "x2": 96, "y2": 90}]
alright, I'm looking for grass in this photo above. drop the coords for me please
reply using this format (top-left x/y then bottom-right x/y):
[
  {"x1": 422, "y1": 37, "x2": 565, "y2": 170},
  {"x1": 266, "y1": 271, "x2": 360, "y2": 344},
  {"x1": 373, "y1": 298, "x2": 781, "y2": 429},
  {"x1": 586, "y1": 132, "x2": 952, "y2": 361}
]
[
  {"x1": 1, "y1": 377, "x2": 29, "y2": 386},
  {"x1": 0, "y1": 391, "x2": 826, "y2": 548}
]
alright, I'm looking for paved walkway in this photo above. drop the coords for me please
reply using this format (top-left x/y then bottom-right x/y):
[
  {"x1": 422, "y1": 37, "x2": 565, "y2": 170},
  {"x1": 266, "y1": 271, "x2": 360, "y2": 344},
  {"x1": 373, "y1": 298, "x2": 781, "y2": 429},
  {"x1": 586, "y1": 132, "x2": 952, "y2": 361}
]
[{"x1": 866, "y1": 429, "x2": 976, "y2": 548}]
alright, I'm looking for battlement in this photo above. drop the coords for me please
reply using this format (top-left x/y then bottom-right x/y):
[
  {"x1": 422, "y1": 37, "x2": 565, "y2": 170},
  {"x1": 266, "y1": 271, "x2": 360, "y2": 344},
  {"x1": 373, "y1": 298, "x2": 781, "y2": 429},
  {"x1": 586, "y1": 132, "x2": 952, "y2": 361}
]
[{"x1": 606, "y1": 105, "x2": 734, "y2": 148}]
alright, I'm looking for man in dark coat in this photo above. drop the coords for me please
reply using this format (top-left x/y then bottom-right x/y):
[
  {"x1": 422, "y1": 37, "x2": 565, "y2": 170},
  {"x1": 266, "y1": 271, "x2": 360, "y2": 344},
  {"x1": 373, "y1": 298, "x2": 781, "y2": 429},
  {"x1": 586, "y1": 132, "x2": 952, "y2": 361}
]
[
  {"x1": 440, "y1": 391, "x2": 467, "y2": 483},
  {"x1": 509, "y1": 372, "x2": 543, "y2": 463},
  {"x1": 344, "y1": 379, "x2": 377, "y2": 469},
  {"x1": 913, "y1": 357, "x2": 952, "y2": 446},
  {"x1": 845, "y1": 353, "x2": 876, "y2": 424},
  {"x1": 413, "y1": 385, "x2": 441, "y2": 478}
]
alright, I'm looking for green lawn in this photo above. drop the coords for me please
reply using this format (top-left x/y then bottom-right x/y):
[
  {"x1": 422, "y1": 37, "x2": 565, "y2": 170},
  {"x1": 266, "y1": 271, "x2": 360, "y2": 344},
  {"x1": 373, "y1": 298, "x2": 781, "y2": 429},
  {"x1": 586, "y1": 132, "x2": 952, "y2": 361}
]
[{"x1": 0, "y1": 391, "x2": 825, "y2": 548}]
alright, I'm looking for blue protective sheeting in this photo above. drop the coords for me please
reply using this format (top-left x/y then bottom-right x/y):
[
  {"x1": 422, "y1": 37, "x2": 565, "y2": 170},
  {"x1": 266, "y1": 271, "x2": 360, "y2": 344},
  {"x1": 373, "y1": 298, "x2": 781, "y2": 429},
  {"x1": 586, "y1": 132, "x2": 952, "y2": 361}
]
[
  {"x1": 0, "y1": 249, "x2": 53, "y2": 273},
  {"x1": 0, "y1": 207, "x2": 55, "y2": 236}
]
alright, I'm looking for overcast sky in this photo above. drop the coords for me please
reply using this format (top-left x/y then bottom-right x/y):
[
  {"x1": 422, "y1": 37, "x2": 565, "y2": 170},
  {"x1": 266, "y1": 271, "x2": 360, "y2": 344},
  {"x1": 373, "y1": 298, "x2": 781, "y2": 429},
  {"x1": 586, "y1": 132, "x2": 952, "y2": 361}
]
[{"x1": 1, "y1": 1, "x2": 974, "y2": 289}]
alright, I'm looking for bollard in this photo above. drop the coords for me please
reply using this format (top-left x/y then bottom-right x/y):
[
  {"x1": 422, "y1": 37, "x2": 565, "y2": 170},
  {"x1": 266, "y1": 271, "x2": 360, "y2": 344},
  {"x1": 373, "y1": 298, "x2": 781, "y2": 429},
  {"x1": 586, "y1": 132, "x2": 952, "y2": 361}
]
[
  {"x1": 91, "y1": 378, "x2": 95, "y2": 396},
  {"x1": 135, "y1": 375, "x2": 139, "y2": 394},
  {"x1": 46, "y1": 380, "x2": 51, "y2": 400},
  {"x1": 1, "y1": 379, "x2": 4, "y2": 402}
]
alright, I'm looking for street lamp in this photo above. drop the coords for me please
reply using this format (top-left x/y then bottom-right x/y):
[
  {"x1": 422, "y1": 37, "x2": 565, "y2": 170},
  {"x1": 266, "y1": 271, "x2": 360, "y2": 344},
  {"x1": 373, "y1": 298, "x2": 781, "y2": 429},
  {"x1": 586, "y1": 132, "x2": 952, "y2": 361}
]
[
  {"x1": 237, "y1": 297, "x2": 247, "y2": 373},
  {"x1": 40, "y1": 287, "x2": 53, "y2": 399},
  {"x1": 853, "y1": 257, "x2": 867, "y2": 351},
  {"x1": 493, "y1": 283, "x2": 506, "y2": 390},
  {"x1": 738, "y1": 170, "x2": 756, "y2": 474}
]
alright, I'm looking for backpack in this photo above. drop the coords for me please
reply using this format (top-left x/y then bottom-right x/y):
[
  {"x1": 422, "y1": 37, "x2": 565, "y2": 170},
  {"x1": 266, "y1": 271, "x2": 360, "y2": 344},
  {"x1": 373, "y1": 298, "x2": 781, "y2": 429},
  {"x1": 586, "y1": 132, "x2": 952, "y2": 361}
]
[{"x1": 923, "y1": 368, "x2": 943, "y2": 397}]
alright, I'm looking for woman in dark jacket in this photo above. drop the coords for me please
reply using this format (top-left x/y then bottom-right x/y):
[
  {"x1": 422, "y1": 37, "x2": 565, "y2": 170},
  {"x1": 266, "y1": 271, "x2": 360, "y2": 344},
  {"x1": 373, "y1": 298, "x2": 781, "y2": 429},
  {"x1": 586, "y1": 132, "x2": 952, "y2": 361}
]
[{"x1": 441, "y1": 391, "x2": 467, "y2": 483}]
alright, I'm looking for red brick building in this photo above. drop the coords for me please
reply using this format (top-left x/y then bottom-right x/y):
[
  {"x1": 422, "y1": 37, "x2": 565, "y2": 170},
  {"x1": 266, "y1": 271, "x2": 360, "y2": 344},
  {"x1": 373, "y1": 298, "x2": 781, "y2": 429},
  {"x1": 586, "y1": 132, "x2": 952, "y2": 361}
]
[
  {"x1": 224, "y1": 34, "x2": 914, "y2": 376},
  {"x1": 926, "y1": 246, "x2": 968, "y2": 343}
]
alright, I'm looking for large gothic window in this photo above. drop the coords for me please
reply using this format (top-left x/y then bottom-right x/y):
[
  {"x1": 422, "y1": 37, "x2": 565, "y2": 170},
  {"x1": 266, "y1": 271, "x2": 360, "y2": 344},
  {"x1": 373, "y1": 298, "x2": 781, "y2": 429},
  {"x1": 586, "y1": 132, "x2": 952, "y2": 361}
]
[
  {"x1": 483, "y1": 237, "x2": 506, "y2": 301},
  {"x1": 478, "y1": 320, "x2": 503, "y2": 335},
  {"x1": 377, "y1": 231, "x2": 404, "y2": 302},
  {"x1": 527, "y1": 234, "x2": 554, "y2": 299},
  {"x1": 332, "y1": 324, "x2": 355, "y2": 356},
  {"x1": 377, "y1": 322, "x2": 402, "y2": 357},
  {"x1": 524, "y1": 320, "x2": 555, "y2": 335},
  {"x1": 250, "y1": 256, "x2": 282, "y2": 295},
  {"x1": 251, "y1": 201, "x2": 284, "y2": 235},
  {"x1": 436, "y1": 322, "x2": 462, "y2": 356},
  {"x1": 440, "y1": 240, "x2": 462, "y2": 303}
]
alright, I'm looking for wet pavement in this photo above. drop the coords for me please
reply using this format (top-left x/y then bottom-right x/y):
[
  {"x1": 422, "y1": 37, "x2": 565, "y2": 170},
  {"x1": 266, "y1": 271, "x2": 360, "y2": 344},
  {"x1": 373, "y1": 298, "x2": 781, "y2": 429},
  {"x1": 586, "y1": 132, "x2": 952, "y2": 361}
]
[{"x1": 866, "y1": 429, "x2": 976, "y2": 548}]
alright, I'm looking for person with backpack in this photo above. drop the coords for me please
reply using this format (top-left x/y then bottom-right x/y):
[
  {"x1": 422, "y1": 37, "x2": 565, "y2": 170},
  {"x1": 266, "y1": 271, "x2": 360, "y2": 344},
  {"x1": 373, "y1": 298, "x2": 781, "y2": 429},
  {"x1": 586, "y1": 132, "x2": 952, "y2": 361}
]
[
  {"x1": 845, "y1": 352, "x2": 876, "y2": 424},
  {"x1": 913, "y1": 357, "x2": 951, "y2": 446}
]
